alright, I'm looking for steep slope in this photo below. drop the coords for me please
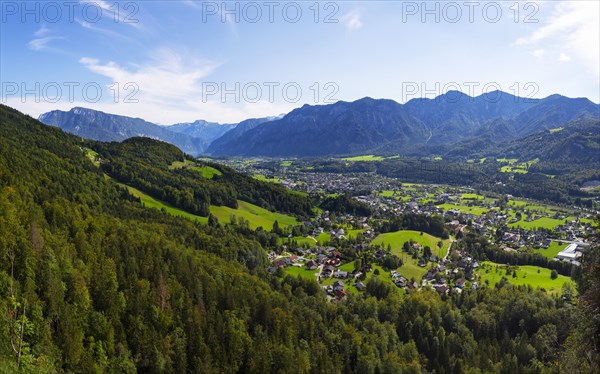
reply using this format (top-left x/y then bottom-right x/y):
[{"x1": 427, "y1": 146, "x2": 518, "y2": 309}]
[
  {"x1": 209, "y1": 91, "x2": 599, "y2": 157},
  {"x1": 491, "y1": 117, "x2": 600, "y2": 163},
  {"x1": 39, "y1": 107, "x2": 207, "y2": 155},
  {"x1": 508, "y1": 95, "x2": 599, "y2": 136},
  {"x1": 209, "y1": 97, "x2": 430, "y2": 156},
  {"x1": 403, "y1": 90, "x2": 539, "y2": 144},
  {"x1": 206, "y1": 117, "x2": 280, "y2": 155}
]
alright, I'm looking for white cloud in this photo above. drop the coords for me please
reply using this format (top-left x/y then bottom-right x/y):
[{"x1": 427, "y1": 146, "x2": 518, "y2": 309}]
[
  {"x1": 558, "y1": 53, "x2": 571, "y2": 62},
  {"x1": 4, "y1": 95, "x2": 294, "y2": 125},
  {"x1": 28, "y1": 26, "x2": 64, "y2": 52},
  {"x1": 341, "y1": 10, "x2": 363, "y2": 31},
  {"x1": 78, "y1": 0, "x2": 143, "y2": 29},
  {"x1": 70, "y1": 49, "x2": 298, "y2": 123},
  {"x1": 531, "y1": 49, "x2": 545, "y2": 58},
  {"x1": 34, "y1": 24, "x2": 50, "y2": 37},
  {"x1": 515, "y1": 1, "x2": 599, "y2": 77},
  {"x1": 80, "y1": 48, "x2": 219, "y2": 104}
]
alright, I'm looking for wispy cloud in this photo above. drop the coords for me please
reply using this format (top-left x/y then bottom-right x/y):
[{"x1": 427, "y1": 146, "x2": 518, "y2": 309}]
[
  {"x1": 515, "y1": 1, "x2": 599, "y2": 77},
  {"x1": 183, "y1": 0, "x2": 202, "y2": 10},
  {"x1": 341, "y1": 10, "x2": 363, "y2": 31},
  {"x1": 28, "y1": 25, "x2": 64, "y2": 52},
  {"x1": 80, "y1": 48, "x2": 219, "y2": 103}
]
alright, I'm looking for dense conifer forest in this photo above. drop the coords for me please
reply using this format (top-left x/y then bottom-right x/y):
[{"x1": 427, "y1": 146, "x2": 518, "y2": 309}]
[{"x1": 1, "y1": 105, "x2": 599, "y2": 373}]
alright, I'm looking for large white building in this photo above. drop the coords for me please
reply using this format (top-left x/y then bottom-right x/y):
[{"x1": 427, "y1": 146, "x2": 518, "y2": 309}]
[{"x1": 557, "y1": 243, "x2": 582, "y2": 263}]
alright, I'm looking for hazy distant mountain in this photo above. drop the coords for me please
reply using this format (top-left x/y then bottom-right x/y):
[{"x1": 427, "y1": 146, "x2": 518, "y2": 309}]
[
  {"x1": 206, "y1": 117, "x2": 284, "y2": 155},
  {"x1": 208, "y1": 98, "x2": 431, "y2": 157},
  {"x1": 167, "y1": 120, "x2": 236, "y2": 146},
  {"x1": 208, "y1": 91, "x2": 599, "y2": 157},
  {"x1": 38, "y1": 91, "x2": 598, "y2": 159},
  {"x1": 39, "y1": 108, "x2": 208, "y2": 155}
]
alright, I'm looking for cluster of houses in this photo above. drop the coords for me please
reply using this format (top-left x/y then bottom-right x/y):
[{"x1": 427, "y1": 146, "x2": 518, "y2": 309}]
[{"x1": 421, "y1": 251, "x2": 481, "y2": 294}]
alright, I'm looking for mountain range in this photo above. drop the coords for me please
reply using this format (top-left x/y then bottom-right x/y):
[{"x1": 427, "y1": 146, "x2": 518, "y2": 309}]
[
  {"x1": 38, "y1": 91, "x2": 599, "y2": 159},
  {"x1": 39, "y1": 108, "x2": 276, "y2": 155}
]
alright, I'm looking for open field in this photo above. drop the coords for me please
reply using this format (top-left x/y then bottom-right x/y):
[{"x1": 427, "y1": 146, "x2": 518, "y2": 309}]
[
  {"x1": 372, "y1": 230, "x2": 451, "y2": 281},
  {"x1": 193, "y1": 165, "x2": 222, "y2": 179},
  {"x1": 342, "y1": 155, "x2": 385, "y2": 162},
  {"x1": 253, "y1": 174, "x2": 283, "y2": 183},
  {"x1": 500, "y1": 165, "x2": 528, "y2": 174},
  {"x1": 372, "y1": 230, "x2": 450, "y2": 256},
  {"x1": 84, "y1": 148, "x2": 100, "y2": 167},
  {"x1": 168, "y1": 160, "x2": 193, "y2": 169},
  {"x1": 169, "y1": 160, "x2": 223, "y2": 179},
  {"x1": 280, "y1": 236, "x2": 318, "y2": 246},
  {"x1": 210, "y1": 200, "x2": 298, "y2": 230},
  {"x1": 285, "y1": 265, "x2": 319, "y2": 280},
  {"x1": 462, "y1": 193, "x2": 485, "y2": 200},
  {"x1": 509, "y1": 217, "x2": 568, "y2": 230},
  {"x1": 533, "y1": 241, "x2": 568, "y2": 259},
  {"x1": 317, "y1": 232, "x2": 331, "y2": 243},
  {"x1": 478, "y1": 261, "x2": 573, "y2": 295},
  {"x1": 437, "y1": 203, "x2": 492, "y2": 216},
  {"x1": 499, "y1": 158, "x2": 539, "y2": 174},
  {"x1": 371, "y1": 230, "x2": 450, "y2": 255}
]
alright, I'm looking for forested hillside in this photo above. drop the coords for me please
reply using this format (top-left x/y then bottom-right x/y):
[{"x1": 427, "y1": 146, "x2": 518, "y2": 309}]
[
  {"x1": 90, "y1": 137, "x2": 313, "y2": 218},
  {"x1": 1, "y1": 105, "x2": 599, "y2": 373}
]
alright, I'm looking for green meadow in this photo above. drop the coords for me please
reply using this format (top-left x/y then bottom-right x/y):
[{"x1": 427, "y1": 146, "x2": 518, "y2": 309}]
[
  {"x1": 509, "y1": 216, "x2": 568, "y2": 230},
  {"x1": 210, "y1": 200, "x2": 298, "y2": 230},
  {"x1": 342, "y1": 155, "x2": 385, "y2": 162},
  {"x1": 253, "y1": 174, "x2": 283, "y2": 183},
  {"x1": 169, "y1": 160, "x2": 223, "y2": 179},
  {"x1": 194, "y1": 165, "x2": 222, "y2": 179},
  {"x1": 372, "y1": 230, "x2": 451, "y2": 281},
  {"x1": 462, "y1": 193, "x2": 485, "y2": 200},
  {"x1": 437, "y1": 203, "x2": 491, "y2": 216},
  {"x1": 478, "y1": 261, "x2": 573, "y2": 295},
  {"x1": 533, "y1": 242, "x2": 568, "y2": 259}
]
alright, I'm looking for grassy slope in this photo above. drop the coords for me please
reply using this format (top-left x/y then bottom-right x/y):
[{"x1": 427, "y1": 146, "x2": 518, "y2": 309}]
[
  {"x1": 371, "y1": 230, "x2": 451, "y2": 281},
  {"x1": 210, "y1": 200, "x2": 298, "y2": 230},
  {"x1": 120, "y1": 183, "x2": 297, "y2": 230},
  {"x1": 478, "y1": 261, "x2": 573, "y2": 295}
]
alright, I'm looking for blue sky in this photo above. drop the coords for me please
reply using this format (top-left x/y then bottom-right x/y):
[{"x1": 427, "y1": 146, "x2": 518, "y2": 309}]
[{"x1": 1, "y1": 0, "x2": 598, "y2": 124}]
